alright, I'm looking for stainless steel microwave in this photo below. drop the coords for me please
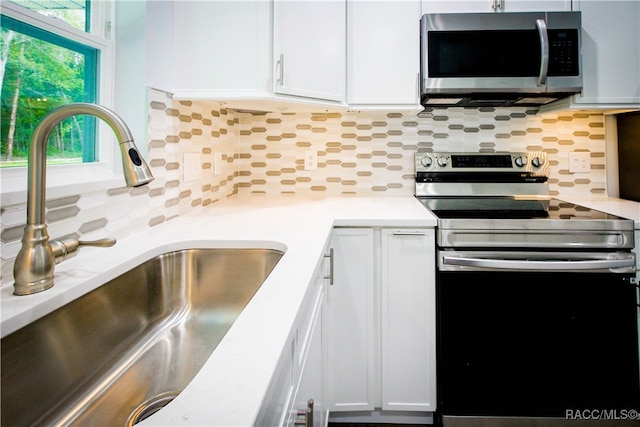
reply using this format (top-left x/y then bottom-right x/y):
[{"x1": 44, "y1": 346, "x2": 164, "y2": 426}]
[{"x1": 420, "y1": 11, "x2": 583, "y2": 108}]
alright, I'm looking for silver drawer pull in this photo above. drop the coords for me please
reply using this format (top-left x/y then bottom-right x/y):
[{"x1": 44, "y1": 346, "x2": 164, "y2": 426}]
[
  {"x1": 294, "y1": 399, "x2": 314, "y2": 426},
  {"x1": 324, "y1": 249, "x2": 334, "y2": 285},
  {"x1": 392, "y1": 231, "x2": 425, "y2": 236}
]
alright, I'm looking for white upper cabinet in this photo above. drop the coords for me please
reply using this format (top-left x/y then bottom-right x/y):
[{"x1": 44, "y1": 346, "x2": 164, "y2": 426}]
[
  {"x1": 347, "y1": 0, "x2": 421, "y2": 107},
  {"x1": 544, "y1": 0, "x2": 640, "y2": 110},
  {"x1": 172, "y1": 1, "x2": 272, "y2": 100},
  {"x1": 172, "y1": 0, "x2": 345, "y2": 106},
  {"x1": 274, "y1": 0, "x2": 346, "y2": 103},
  {"x1": 421, "y1": 0, "x2": 572, "y2": 13}
]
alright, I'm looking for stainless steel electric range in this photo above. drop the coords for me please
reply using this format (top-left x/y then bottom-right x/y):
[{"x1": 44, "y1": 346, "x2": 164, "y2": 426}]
[{"x1": 415, "y1": 152, "x2": 640, "y2": 427}]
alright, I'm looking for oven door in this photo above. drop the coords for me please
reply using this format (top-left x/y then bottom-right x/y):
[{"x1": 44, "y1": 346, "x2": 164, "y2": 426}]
[{"x1": 437, "y1": 250, "x2": 640, "y2": 427}]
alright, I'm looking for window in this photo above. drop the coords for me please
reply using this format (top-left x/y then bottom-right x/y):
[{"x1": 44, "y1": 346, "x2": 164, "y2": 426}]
[
  {"x1": 10, "y1": 0, "x2": 90, "y2": 32},
  {"x1": 1, "y1": 0, "x2": 110, "y2": 169}
]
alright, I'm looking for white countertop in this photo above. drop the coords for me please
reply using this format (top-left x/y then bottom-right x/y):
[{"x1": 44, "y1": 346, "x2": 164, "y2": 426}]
[
  {"x1": 559, "y1": 195, "x2": 640, "y2": 228},
  {"x1": 0, "y1": 196, "x2": 436, "y2": 426}
]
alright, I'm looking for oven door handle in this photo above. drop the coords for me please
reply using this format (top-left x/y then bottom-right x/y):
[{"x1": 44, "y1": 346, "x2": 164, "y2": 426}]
[{"x1": 442, "y1": 256, "x2": 636, "y2": 271}]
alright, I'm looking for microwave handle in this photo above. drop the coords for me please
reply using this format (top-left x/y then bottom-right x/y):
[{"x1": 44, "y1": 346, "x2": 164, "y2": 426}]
[{"x1": 536, "y1": 18, "x2": 549, "y2": 86}]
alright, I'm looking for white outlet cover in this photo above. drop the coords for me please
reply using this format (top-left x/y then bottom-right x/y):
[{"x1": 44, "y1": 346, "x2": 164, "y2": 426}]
[
  {"x1": 213, "y1": 152, "x2": 223, "y2": 176},
  {"x1": 183, "y1": 153, "x2": 201, "y2": 182},
  {"x1": 304, "y1": 150, "x2": 317, "y2": 171},
  {"x1": 568, "y1": 151, "x2": 590, "y2": 173}
]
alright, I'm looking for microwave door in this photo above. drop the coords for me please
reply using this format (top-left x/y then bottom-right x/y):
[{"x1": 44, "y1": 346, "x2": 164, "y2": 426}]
[{"x1": 423, "y1": 28, "x2": 545, "y2": 93}]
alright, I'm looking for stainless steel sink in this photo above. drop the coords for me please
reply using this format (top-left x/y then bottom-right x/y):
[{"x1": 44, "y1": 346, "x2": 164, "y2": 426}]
[{"x1": 1, "y1": 247, "x2": 283, "y2": 426}]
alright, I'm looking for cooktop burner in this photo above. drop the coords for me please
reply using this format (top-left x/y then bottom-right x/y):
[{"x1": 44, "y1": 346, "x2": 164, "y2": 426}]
[{"x1": 417, "y1": 197, "x2": 627, "y2": 220}]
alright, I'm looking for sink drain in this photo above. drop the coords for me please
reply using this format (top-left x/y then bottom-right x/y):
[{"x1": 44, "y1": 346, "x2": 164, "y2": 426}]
[{"x1": 126, "y1": 391, "x2": 179, "y2": 426}]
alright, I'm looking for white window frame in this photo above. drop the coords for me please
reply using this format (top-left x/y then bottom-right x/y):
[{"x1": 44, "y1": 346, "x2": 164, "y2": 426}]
[{"x1": 0, "y1": 0, "x2": 122, "y2": 207}]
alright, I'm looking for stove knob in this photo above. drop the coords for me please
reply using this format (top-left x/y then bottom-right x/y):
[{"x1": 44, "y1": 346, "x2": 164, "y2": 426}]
[
  {"x1": 420, "y1": 156, "x2": 433, "y2": 167},
  {"x1": 532, "y1": 156, "x2": 544, "y2": 168},
  {"x1": 437, "y1": 156, "x2": 448, "y2": 167},
  {"x1": 514, "y1": 156, "x2": 525, "y2": 167}
]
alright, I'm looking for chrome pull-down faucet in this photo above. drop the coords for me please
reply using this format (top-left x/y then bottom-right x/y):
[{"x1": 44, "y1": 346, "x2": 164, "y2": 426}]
[{"x1": 12, "y1": 103, "x2": 154, "y2": 296}]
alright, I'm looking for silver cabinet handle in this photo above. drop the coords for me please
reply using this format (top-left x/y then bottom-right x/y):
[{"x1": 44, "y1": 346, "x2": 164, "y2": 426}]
[
  {"x1": 392, "y1": 231, "x2": 425, "y2": 236},
  {"x1": 324, "y1": 249, "x2": 334, "y2": 285},
  {"x1": 536, "y1": 18, "x2": 549, "y2": 86},
  {"x1": 294, "y1": 399, "x2": 314, "y2": 426},
  {"x1": 443, "y1": 256, "x2": 635, "y2": 271},
  {"x1": 277, "y1": 53, "x2": 284, "y2": 86}
]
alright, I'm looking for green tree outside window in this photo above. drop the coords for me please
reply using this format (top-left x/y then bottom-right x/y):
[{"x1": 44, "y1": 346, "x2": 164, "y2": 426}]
[{"x1": 1, "y1": 2, "x2": 98, "y2": 168}]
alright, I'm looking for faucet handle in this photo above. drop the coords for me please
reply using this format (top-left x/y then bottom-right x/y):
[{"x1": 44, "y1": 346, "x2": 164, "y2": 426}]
[
  {"x1": 77, "y1": 238, "x2": 117, "y2": 248},
  {"x1": 51, "y1": 237, "x2": 116, "y2": 264}
]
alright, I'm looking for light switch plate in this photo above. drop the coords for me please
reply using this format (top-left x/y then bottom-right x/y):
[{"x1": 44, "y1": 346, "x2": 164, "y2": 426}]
[
  {"x1": 304, "y1": 150, "x2": 317, "y2": 171},
  {"x1": 568, "y1": 151, "x2": 590, "y2": 173},
  {"x1": 213, "y1": 152, "x2": 223, "y2": 176},
  {"x1": 183, "y1": 153, "x2": 201, "y2": 182}
]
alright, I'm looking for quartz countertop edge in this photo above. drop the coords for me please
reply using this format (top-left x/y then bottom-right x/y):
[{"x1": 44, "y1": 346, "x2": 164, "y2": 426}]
[
  {"x1": 0, "y1": 196, "x2": 437, "y2": 427},
  {"x1": 559, "y1": 195, "x2": 640, "y2": 227}
]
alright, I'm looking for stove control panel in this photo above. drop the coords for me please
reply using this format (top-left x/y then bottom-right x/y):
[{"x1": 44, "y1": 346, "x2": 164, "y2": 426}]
[{"x1": 415, "y1": 151, "x2": 549, "y2": 175}]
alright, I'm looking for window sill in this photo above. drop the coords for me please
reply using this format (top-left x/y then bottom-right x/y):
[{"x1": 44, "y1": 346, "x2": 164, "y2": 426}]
[{"x1": 1, "y1": 163, "x2": 126, "y2": 207}]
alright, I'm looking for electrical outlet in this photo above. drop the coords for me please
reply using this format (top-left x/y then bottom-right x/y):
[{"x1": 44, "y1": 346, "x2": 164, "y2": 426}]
[
  {"x1": 212, "y1": 152, "x2": 223, "y2": 176},
  {"x1": 183, "y1": 153, "x2": 201, "y2": 182},
  {"x1": 304, "y1": 150, "x2": 317, "y2": 171},
  {"x1": 568, "y1": 151, "x2": 590, "y2": 173}
]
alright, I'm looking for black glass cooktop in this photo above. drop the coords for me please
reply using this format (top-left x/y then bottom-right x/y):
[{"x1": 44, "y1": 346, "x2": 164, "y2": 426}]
[{"x1": 417, "y1": 197, "x2": 628, "y2": 220}]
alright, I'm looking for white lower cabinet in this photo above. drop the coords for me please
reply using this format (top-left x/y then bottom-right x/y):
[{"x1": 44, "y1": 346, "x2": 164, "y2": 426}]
[
  {"x1": 326, "y1": 227, "x2": 437, "y2": 416},
  {"x1": 326, "y1": 228, "x2": 376, "y2": 411},
  {"x1": 380, "y1": 229, "x2": 437, "y2": 412},
  {"x1": 287, "y1": 299, "x2": 323, "y2": 427},
  {"x1": 257, "y1": 226, "x2": 436, "y2": 424},
  {"x1": 255, "y1": 252, "x2": 326, "y2": 427}
]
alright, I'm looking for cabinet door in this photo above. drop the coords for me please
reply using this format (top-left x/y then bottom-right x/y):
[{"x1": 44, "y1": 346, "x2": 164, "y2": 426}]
[
  {"x1": 172, "y1": 1, "x2": 271, "y2": 98},
  {"x1": 289, "y1": 301, "x2": 323, "y2": 427},
  {"x1": 381, "y1": 229, "x2": 436, "y2": 412},
  {"x1": 422, "y1": 0, "x2": 495, "y2": 13},
  {"x1": 501, "y1": 0, "x2": 572, "y2": 11},
  {"x1": 254, "y1": 339, "x2": 295, "y2": 426},
  {"x1": 326, "y1": 228, "x2": 375, "y2": 412},
  {"x1": 274, "y1": 0, "x2": 346, "y2": 102},
  {"x1": 421, "y1": 0, "x2": 571, "y2": 13},
  {"x1": 347, "y1": 0, "x2": 421, "y2": 106},
  {"x1": 574, "y1": 0, "x2": 640, "y2": 106}
]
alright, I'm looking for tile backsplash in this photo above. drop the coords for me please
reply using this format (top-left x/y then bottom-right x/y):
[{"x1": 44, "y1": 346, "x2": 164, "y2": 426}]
[
  {"x1": 0, "y1": 88, "x2": 607, "y2": 281},
  {"x1": 235, "y1": 107, "x2": 605, "y2": 197}
]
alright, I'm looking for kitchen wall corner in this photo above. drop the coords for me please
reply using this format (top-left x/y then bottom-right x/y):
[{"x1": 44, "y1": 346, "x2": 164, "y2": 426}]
[{"x1": 0, "y1": 88, "x2": 238, "y2": 283}]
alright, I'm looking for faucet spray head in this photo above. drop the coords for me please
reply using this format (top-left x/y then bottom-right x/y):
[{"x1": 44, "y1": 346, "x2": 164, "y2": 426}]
[{"x1": 119, "y1": 140, "x2": 154, "y2": 187}]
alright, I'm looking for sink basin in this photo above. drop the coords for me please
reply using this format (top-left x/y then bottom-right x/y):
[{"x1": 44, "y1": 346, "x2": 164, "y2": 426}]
[{"x1": 1, "y1": 247, "x2": 283, "y2": 426}]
